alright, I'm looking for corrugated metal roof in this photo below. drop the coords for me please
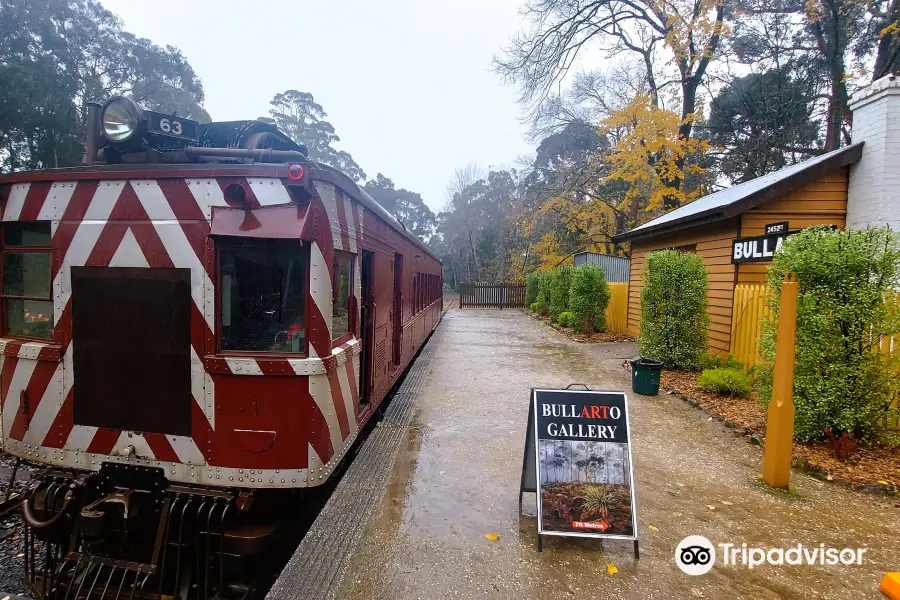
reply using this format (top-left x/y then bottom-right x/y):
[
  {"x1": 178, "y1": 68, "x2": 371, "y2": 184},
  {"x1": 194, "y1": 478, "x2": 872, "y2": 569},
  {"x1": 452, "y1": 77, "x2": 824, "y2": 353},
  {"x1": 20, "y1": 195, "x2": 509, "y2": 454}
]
[{"x1": 614, "y1": 143, "x2": 863, "y2": 242}]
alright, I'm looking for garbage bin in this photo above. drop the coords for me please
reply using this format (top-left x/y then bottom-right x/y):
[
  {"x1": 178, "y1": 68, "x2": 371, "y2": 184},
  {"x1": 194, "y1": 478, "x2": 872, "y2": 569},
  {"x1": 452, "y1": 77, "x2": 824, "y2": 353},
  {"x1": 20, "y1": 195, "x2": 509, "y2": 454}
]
[{"x1": 630, "y1": 357, "x2": 663, "y2": 396}]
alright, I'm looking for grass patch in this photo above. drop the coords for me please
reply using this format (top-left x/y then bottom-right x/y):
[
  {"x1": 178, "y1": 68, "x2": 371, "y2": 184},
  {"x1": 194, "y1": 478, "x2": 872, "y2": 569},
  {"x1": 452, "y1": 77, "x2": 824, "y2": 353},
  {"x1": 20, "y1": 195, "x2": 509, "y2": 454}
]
[{"x1": 753, "y1": 476, "x2": 805, "y2": 500}]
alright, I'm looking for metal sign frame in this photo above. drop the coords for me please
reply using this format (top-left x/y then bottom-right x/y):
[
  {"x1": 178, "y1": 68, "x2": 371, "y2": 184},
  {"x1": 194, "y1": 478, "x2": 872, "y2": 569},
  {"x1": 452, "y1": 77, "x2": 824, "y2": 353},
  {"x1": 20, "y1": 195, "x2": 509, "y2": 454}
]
[{"x1": 520, "y1": 385, "x2": 640, "y2": 556}]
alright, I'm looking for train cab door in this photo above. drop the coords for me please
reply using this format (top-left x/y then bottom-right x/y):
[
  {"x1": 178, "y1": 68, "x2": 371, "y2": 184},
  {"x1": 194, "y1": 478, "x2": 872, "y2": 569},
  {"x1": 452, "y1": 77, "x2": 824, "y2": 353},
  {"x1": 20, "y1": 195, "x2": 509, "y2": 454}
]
[{"x1": 358, "y1": 251, "x2": 375, "y2": 410}]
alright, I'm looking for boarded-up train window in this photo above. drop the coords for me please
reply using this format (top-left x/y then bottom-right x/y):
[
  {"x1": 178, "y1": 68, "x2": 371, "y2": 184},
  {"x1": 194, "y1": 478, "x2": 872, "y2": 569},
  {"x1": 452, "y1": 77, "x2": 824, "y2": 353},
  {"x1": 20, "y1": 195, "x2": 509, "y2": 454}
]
[{"x1": 72, "y1": 267, "x2": 192, "y2": 437}]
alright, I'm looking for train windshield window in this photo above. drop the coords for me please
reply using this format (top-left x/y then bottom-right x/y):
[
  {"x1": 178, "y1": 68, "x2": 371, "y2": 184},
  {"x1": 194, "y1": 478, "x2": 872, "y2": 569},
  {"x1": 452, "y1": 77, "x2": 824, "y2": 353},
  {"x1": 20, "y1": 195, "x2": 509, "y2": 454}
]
[
  {"x1": 219, "y1": 238, "x2": 307, "y2": 353},
  {"x1": 1, "y1": 222, "x2": 53, "y2": 340},
  {"x1": 332, "y1": 250, "x2": 354, "y2": 340}
]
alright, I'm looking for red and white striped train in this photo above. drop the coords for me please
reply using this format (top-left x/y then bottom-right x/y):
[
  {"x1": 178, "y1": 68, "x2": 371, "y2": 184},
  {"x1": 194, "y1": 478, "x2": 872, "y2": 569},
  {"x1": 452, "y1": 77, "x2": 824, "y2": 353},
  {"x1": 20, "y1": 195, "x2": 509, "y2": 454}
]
[{"x1": 0, "y1": 98, "x2": 442, "y2": 599}]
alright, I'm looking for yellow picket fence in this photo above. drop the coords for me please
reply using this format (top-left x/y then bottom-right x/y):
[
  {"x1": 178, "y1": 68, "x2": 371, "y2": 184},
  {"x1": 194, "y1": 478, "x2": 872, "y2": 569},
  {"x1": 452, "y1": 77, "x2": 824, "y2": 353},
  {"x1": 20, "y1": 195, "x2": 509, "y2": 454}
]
[
  {"x1": 729, "y1": 283, "x2": 900, "y2": 429},
  {"x1": 729, "y1": 284, "x2": 771, "y2": 368},
  {"x1": 606, "y1": 282, "x2": 629, "y2": 334}
]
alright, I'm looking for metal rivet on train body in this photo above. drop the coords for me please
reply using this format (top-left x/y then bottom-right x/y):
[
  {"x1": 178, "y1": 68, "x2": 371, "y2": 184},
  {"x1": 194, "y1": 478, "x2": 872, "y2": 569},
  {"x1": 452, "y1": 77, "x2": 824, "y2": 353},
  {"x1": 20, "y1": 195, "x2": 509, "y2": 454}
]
[
  {"x1": 229, "y1": 477, "x2": 234, "y2": 481},
  {"x1": 239, "y1": 469, "x2": 243, "y2": 473},
  {"x1": 293, "y1": 479, "x2": 297, "y2": 483},
  {"x1": 281, "y1": 479, "x2": 285, "y2": 483},
  {"x1": 239, "y1": 477, "x2": 243, "y2": 482}
]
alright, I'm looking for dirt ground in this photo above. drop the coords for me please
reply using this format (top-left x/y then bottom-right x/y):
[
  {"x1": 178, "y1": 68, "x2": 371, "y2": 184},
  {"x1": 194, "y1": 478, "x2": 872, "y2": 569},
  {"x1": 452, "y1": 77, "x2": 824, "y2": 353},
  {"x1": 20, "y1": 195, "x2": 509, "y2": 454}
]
[
  {"x1": 343, "y1": 310, "x2": 900, "y2": 600},
  {"x1": 661, "y1": 369, "x2": 900, "y2": 489}
]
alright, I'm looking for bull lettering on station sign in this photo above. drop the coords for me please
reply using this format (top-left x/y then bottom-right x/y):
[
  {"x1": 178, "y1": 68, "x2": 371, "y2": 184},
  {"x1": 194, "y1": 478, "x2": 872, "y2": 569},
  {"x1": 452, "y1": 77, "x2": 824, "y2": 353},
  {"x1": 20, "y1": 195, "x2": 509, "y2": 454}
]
[{"x1": 732, "y1": 224, "x2": 797, "y2": 264}]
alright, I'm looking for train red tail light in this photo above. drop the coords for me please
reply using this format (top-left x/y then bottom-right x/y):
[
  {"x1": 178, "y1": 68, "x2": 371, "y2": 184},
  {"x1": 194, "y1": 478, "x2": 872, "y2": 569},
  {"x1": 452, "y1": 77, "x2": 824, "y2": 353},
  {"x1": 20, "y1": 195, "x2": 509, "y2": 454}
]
[{"x1": 288, "y1": 164, "x2": 305, "y2": 180}]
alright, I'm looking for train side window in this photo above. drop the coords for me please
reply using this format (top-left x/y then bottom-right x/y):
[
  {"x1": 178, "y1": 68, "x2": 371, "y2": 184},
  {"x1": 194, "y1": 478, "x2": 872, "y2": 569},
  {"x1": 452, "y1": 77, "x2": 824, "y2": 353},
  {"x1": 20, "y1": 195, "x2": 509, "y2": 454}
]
[
  {"x1": 2, "y1": 222, "x2": 53, "y2": 340},
  {"x1": 332, "y1": 250, "x2": 354, "y2": 340},
  {"x1": 219, "y1": 238, "x2": 307, "y2": 353},
  {"x1": 412, "y1": 275, "x2": 418, "y2": 315}
]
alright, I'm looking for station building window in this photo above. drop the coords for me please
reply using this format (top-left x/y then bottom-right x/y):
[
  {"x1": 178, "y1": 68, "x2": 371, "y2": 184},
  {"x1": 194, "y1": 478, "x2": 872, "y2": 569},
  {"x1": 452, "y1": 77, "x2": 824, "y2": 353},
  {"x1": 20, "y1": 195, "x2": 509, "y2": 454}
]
[
  {"x1": 2, "y1": 222, "x2": 53, "y2": 340},
  {"x1": 332, "y1": 250, "x2": 354, "y2": 341},
  {"x1": 219, "y1": 238, "x2": 307, "y2": 353}
]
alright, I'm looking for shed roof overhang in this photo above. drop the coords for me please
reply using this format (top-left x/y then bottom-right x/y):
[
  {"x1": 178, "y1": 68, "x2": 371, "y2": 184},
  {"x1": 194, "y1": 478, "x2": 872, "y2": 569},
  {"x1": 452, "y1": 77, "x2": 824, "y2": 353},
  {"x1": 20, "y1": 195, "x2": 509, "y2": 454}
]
[{"x1": 612, "y1": 142, "x2": 864, "y2": 244}]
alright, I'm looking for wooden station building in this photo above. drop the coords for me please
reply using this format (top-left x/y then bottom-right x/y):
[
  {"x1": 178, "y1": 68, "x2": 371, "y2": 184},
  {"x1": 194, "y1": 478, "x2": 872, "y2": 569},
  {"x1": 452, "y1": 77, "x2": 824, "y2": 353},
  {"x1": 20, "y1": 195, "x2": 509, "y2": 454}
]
[{"x1": 613, "y1": 143, "x2": 863, "y2": 357}]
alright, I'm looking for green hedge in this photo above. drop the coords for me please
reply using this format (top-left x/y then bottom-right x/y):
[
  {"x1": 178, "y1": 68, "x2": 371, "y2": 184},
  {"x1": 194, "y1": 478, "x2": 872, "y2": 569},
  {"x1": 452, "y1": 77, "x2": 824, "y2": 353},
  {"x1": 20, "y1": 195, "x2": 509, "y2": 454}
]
[
  {"x1": 569, "y1": 264, "x2": 611, "y2": 334},
  {"x1": 558, "y1": 310, "x2": 572, "y2": 327},
  {"x1": 549, "y1": 267, "x2": 573, "y2": 321},
  {"x1": 638, "y1": 249, "x2": 709, "y2": 369},
  {"x1": 757, "y1": 227, "x2": 900, "y2": 442},
  {"x1": 525, "y1": 274, "x2": 539, "y2": 306}
]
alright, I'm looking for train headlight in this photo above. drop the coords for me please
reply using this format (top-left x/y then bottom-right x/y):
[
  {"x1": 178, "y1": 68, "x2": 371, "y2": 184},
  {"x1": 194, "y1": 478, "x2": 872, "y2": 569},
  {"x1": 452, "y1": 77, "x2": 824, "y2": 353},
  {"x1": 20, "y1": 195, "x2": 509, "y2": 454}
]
[{"x1": 101, "y1": 97, "x2": 142, "y2": 142}]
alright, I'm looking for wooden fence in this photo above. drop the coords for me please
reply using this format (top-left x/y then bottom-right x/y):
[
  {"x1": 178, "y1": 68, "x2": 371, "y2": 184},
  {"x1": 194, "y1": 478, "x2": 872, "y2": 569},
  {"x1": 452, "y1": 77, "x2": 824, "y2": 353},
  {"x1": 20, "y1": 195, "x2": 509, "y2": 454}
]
[
  {"x1": 459, "y1": 283, "x2": 526, "y2": 308},
  {"x1": 605, "y1": 283, "x2": 630, "y2": 334},
  {"x1": 729, "y1": 284, "x2": 772, "y2": 368},
  {"x1": 729, "y1": 283, "x2": 899, "y2": 430}
]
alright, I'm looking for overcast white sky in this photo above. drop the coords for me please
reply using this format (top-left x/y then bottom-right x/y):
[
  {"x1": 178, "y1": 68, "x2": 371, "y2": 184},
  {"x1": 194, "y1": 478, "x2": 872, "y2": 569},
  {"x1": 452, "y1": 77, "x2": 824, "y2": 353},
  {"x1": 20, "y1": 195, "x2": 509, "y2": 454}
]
[{"x1": 100, "y1": 0, "x2": 535, "y2": 213}]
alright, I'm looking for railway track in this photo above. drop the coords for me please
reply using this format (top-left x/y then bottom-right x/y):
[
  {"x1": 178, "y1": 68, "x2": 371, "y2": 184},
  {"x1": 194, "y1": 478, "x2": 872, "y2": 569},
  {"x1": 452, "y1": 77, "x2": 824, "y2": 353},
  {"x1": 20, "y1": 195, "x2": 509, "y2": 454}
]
[{"x1": 0, "y1": 493, "x2": 21, "y2": 519}]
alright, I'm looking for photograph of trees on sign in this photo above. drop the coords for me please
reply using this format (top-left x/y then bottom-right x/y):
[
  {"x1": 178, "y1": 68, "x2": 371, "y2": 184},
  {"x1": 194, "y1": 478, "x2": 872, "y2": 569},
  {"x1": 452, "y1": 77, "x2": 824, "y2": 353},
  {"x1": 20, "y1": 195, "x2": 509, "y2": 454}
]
[{"x1": 539, "y1": 440, "x2": 634, "y2": 536}]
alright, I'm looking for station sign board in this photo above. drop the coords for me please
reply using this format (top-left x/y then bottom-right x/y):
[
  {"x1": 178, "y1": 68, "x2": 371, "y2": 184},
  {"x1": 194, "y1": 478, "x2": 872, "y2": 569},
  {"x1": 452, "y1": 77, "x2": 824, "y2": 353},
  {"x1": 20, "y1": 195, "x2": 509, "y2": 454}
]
[
  {"x1": 520, "y1": 387, "x2": 639, "y2": 554},
  {"x1": 732, "y1": 222, "x2": 795, "y2": 264}
]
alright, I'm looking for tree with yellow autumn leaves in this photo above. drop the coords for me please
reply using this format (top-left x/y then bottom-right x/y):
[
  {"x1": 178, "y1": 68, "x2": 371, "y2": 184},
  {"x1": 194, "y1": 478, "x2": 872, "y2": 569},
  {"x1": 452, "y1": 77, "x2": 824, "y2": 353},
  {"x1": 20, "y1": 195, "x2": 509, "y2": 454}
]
[{"x1": 429, "y1": 0, "x2": 897, "y2": 285}]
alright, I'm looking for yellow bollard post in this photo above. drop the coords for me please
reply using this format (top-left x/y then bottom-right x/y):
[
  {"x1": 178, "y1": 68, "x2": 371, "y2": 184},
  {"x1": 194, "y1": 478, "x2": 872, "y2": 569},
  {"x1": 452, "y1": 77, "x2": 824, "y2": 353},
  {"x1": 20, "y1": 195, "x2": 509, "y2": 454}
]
[{"x1": 762, "y1": 273, "x2": 798, "y2": 488}]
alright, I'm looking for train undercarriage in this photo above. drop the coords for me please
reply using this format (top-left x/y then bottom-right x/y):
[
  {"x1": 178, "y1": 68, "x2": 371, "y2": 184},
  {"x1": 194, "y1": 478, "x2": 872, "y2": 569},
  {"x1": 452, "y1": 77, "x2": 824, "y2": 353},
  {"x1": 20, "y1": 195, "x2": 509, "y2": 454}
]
[{"x1": 20, "y1": 463, "x2": 311, "y2": 600}]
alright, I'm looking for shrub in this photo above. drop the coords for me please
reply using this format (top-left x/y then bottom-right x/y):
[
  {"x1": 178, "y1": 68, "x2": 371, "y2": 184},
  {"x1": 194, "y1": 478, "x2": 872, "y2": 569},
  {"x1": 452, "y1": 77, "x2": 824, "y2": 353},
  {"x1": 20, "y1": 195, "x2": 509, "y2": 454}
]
[
  {"x1": 699, "y1": 353, "x2": 744, "y2": 371},
  {"x1": 536, "y1": 272, "x2": 551, "y2": 308},
  {"x1": 530, "y1": 302, "x2": 539, "y2": 312},
  {"x1": 824, "y1": 427, "x2": 858, "y2": 459},
  {"x1": 638, "y1": 250, "x2": 709, "y2": 369},
  {"x1": 569, "y1": 264, "x2": 611, "y2": 334},
  {"x1": 558, "y1": 311, "x2": 572, "y2": 327},
  {"x1": 549, "y1": 267, "x2": 573, "y2": 321},
  {"x1": 697, "y1": 368, "x2": 751, "y2": 397},
  {"x1": 757, "y1": 227, "x2": 900, "y2": 443},
  {"x1": 525, "y1": 274, "x2": 539, "y2": 306}
]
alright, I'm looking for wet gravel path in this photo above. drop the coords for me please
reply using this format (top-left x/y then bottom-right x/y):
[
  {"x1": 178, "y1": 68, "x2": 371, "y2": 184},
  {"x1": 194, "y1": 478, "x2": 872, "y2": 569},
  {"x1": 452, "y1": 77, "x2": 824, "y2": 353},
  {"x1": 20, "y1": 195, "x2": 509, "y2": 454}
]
[{"x1": 344, "y1": 310, "x2": 900, "y2": 600}]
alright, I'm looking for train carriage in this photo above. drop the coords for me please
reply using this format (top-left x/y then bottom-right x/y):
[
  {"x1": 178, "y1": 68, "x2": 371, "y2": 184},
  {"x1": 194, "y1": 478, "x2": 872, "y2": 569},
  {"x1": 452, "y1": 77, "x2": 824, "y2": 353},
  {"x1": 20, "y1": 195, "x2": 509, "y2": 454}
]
[{"x1": 0, "y1": 98, "x2": 442, "y2": 600}]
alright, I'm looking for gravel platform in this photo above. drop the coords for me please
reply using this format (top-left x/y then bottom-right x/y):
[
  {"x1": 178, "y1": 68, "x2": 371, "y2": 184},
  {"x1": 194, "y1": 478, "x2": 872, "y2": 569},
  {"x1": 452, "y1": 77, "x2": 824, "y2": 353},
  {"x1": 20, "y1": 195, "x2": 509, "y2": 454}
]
[{"x1": 265, "y1": 320, "x2": 445, "y2": 600}]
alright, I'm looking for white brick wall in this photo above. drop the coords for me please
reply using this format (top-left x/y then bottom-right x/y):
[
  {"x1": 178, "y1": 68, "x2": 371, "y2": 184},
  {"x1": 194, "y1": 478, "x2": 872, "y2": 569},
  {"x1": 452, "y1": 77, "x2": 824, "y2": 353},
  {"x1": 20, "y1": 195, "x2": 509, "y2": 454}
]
[{"x1": 847, "y1": 75, "x2": 900, "y2": 231}]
